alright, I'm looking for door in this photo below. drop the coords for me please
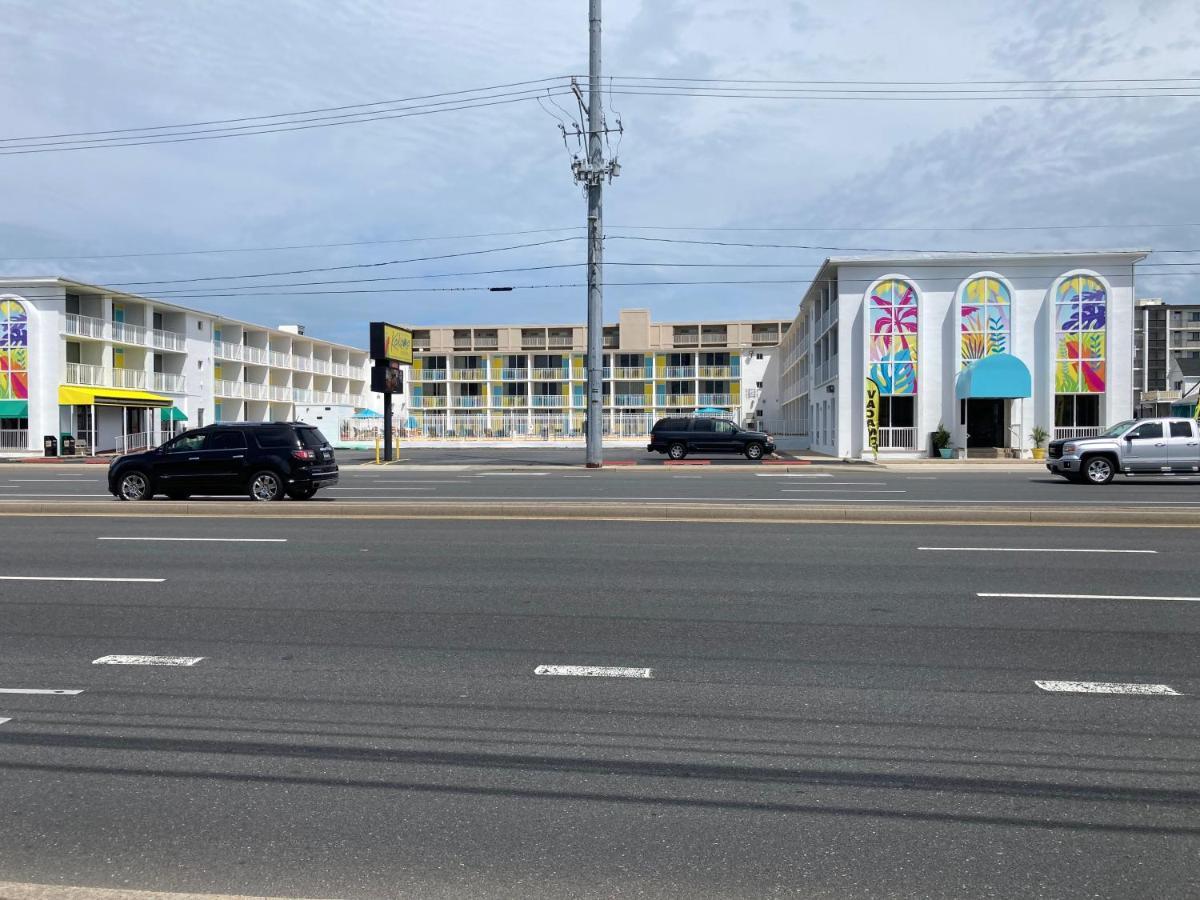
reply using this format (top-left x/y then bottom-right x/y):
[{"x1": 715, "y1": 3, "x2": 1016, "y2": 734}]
[
  {"x1": 688, "y1": 418, "x2": 716, "y2": 450},
  {"x1": 710, "y1": 419, "x2": 740, "y2": 452},
  {"x1": 201, "y1": 429, "x2": 251, "y2": 492},
  {"x1": 1167, "y1": 420, "x2": 1200, "y2": 472},
  {"x1": 1122, "y1": 421, "x2": 1168, "y2": 471},
  {"x1": 966, "y1": 399, "x2": 1004, "y2": 448},
  {"x1": 152, "y1": 430, "x2": 208, "y2": 488}
]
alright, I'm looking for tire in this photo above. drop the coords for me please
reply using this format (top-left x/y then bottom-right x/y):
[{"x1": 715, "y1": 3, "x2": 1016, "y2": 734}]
[
  {"x1": 165, "y1": 491, "x2": 190, "y2": 501},
  {"x1": 667, "y1": 441, "x2": 688, "y2": 460},
  {"x1": 1083, "y1": 455, "x2": 1115, "y2": 485},
  {"x1": 116, "y1": 471, "x2": 153, "y2": 501},
  {"x1": 744, "y1": 441, "x2": 765, "y2": 461},
  {"x1": 248, "y1": 470, "x2": 285, "y2": 501},
  {"x1": 287, "y1": 484, "x2": 319, "y2": 501}
]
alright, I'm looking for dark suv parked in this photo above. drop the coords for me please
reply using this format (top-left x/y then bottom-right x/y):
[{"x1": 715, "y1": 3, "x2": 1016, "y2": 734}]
[
  {"x1": 647, "y1": 417, "x2": 776, "y2": 460},
  {"x1": 108, "y1": 422, "x2": 338, "y2": 501}
]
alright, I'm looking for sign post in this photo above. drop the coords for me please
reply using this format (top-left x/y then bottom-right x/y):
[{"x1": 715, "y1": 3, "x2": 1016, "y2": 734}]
[
  {"x1": 369, "y1": 322, "x2": 413, "y2": 463},
  {"x1": 865, "y1": 378, "x2": 881, "y2": 460}
]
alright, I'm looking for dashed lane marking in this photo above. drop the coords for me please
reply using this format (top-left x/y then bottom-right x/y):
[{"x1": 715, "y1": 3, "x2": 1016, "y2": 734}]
[
  {"x1": 0, "y1": 688, "x2": 83, "y2": 695},
  {"x1": 535, "y1": 664, "x2": 653, "y2": 679},
  {"x1": 981, "y1": 592, "x2": 1199, "y2": 602},
  {"x1": 1035, "y1": 680, "x2": 1181, "y2": 695},
  {"x1": 922, "y1": 547, "x2": 1156, "y2": 554},
  {"x1": 97, "y1": 537, "x2": 287, "y2": 543},
  {"x1": 755, "y1": 473, "x2": 833, "y2": 477},
  {"x1": 0, "y1": 718, "x2": 9, "y2": 726},
  {"x1": 0, "y1": 576, "x2": 164, "y2": 583},
  {"x1": 93, "y1": 655, "x2": 204, "y2": 666}
]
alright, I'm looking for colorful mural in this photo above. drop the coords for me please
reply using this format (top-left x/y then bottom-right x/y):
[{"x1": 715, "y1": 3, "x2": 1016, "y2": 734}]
[
  {"x1": 0, "y1": 299, "x2": 29, "y2": 402},
  {"x1": 868, "y1": 279, "x2": 917, "y2": 395},
  {"x1": 960, "y1": 277, "x2": 1010, "y2": 368},
  {"x1": 1054, "y1": 274, "x2": 1106, "y2": 393}
]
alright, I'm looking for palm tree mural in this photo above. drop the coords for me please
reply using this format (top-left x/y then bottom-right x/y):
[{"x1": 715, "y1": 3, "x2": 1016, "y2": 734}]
[{"x1": 869, "y1": 280, "x2": 917, "y2": 395}]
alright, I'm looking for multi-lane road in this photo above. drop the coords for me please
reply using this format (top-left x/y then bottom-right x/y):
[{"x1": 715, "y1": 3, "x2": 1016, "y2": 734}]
[{"x1": 0, "y1": 504, "x2": 1197, "y2": 898}]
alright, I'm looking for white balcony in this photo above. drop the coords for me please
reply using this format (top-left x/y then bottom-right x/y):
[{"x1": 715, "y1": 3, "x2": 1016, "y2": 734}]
[
  {"x1": 332, "y1": 363, "x2": 350, "y2": 377},
  {"x1": 420, "y1": 369, "x2": 448, "y2": 381},
  {"x1": 474, "y1": 336, "x2": 498, "y2": 348},
  {"x1": 879, "y1": 427, "x2": 916, "y2": 450},
  {"x1": 269, "y1": 351, "x2": 291, "y2": 368},
  {"x1": 269, "y1": 384, "x2": 292, "y2": 402},
  {"x1": 698, "y1": 393, "x2": 733, "y2": 406},
  {"x1": 612, "y1": 367, "x2": 645, "y2": 380},
  {"x1": 150, "y1": 329, "x2": 187, "y2": 352},
  {"x1": 64, "y1": 363, "x2": 107, "y2": 386},
  {"x1": 311, "y1": 358, "x2": 331, "y2": 374},
  {"x1": 452, "y1": 369, "x2": 487, "y2": 381},
  {"x1": 522, "y1": 337, "x2": 547, "y2": 349},
  {"x1": 313, "y1": 390, "x2": 335, "y2": 404},
  {"x1": 215, "y1": 379, "x2": 243, "y2": 398},
  {"x1": 64, "y1": 314, "x2": 106, "y2": 340},
  {"x1": 532, "y1": 367, "x2": 565, "y2": 379},
  {"x1": 701, "y1": 333, "x2": 727, "y2": 346},
  {"x1": 150, "y1": 372, "x2": 186, "y2": 393},
  {"x1": 243, "y1": 383, "x2": 269, "y2": 401},
  {"x1": 497, "y1": 395, "x2": 527, "y2": 408},
  {"x1": 453, "y1": 396, "x2": 487, "y2": 408},
  {"x1": 293, "y1": 388, "x2": 316, "y2": 403},
  {"x1": 501, "y1": 368, "x2": 529, "y2": 380},
  {"x1": 111, "y1": 322, "x2": 148, "y2": 346},
  {"x1": 752, "y1": 331, "x2": 779, "y2": 343},
  {"x1": 698, "y1": 366, "x2": 733, "y2": 378},
  {"x1": 663, "y1": 394, "x2": 697, "y2": 407},
  {"x1": 673, "y1": 333, "x2": 699, "y2": 347},
  {"x1": 614, "y1": 394, "x2": 646, "y2": 406},
  {"x1": 532, "y1": 394, "x2": 564, "y2": 407},
  {"x1": 243, "y1": 346, "x2": 269, "y2": 365},
  {"x1": 213, "y1": 340, "x2": 243, "y2": 361},
  {"x1": 419, "y1": 396, "x2": 447, "y2": 408},
  {"x1": 292, "y1": 356, "x2": 313, "y2": 372},
  {"x1": 547, "y1": 335, "x2": 574, "y2": 347},
  {"x1": 664, "y1": 366, "x2": 696, "y2": 379}
]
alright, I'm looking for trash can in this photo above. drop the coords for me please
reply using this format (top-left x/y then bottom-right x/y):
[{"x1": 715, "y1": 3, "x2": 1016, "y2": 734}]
[
  {"x1": 43, "y1": 434, "x2": 58, "y2": 457},
  {"x1": 60, "y1": 434, "x2": 77, "y2": 456}
]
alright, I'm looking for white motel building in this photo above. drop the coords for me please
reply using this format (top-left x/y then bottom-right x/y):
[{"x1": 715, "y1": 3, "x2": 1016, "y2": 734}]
[
  {"x1": 0, "y1": 277, "x2": 371, "y2": 456},
  {"x1": 769, "y1": 252, "x2": 1145, "y2": 458}
]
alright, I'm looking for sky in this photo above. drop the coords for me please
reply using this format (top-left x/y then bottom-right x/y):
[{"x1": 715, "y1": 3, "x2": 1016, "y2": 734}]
[{"x1": 1, "y1": 0, "x2": 1198, "y2": 347}]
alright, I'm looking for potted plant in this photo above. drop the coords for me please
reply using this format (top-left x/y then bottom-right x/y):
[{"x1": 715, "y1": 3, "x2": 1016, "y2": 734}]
[
  {"x1": 933, "y1": 423, "x2": 953, "y2": 459},
  {"x1": 1030, "y1": 426, "x2": 1049, "y2": 460}
]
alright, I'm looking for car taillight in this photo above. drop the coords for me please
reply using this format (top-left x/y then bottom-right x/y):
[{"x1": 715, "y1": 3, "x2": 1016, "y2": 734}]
[{"x1": 292, "y1": 448, "x2": 316, "y2": 461}]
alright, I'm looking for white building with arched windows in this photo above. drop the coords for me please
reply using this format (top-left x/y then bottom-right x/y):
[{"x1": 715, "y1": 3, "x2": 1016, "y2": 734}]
[{"x1": 768, "y1": 252, "x2": 1147, "y2": 459}]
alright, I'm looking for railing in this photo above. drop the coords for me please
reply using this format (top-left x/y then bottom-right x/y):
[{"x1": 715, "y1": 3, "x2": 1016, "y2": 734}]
[
  {"x1": 293, "y1": 388, "x2": 316, "y2": 403},
  {"x1": 454, "y1": 396, "x2": 486, "y2": 408},
  {"x1": 474, "y1": 336, "x2": 498, "y2": 348},
  {"x1": 0, "y1": 429, "x2": 28, "y2": 450},
  {"x1": 612, "y1": 367, "x2": 645, "y2": 380},
  {"x1": 497, "y1": 395, "x2": 527, "y2": 407},
  {"x1": 571, "y1": 395, "x2": 586, "y2": 408},
  {"x1": 548, "y1": 335, "x2": 574, "y2": 347},
  {"x1": 112, "y1": 368, "x2": 146, "y2": 389},
  {"x1": 452, "y1": 369, "x2": 487, "y2": 381},
  {"x1": 698, "y1": 366, "x2": 732, "y2": 378},
  {"x1": 664, "y1": 394, "x2": 697, "y2": 407},
  {"x1": 243, "y1": 383, "x2": 269, "y2": 400},
  {"x1": 420, "y1": 369, "x2": 448, "y2": 381},
  {"x1": 151, "y1": 372, "x2": 186, "y2": 392},
  {"x1": 332, "y1": 363, "x2": 351, "y2": 377},
  {"x1": 150, "y1": 328, "x2": 187, "y2": 352},
  {"x1": 269, "y1": 351, "x2": 291, "y2": 368},
  {"x1": 332, "y1": 393, "x2": 355, "y2": 405},
  {"x1": 664, "y1": 366, "x2": 696, "y2": 379},
  {"x1": 701, "y1": 333, "x2": 727, "y2": 346},
  {"x1": 311, "y1": 359, "x2": 331, "y2": 374},
  {"x1": 500, "y1": 368, "x2": 529, "y2": 380},
  {"x1": 292, "y1": 356, "x2": 312, "y2": 372},
  {"x1": 243, "y1": 346, "x2": 269, "y2": 365},
  {"x1": 752, "y1": 331, "x2": 778, "y2": 343},
  {"x1": 384, "y1": 412, "x2": 660, "y2": 441},
  {"x1": 453, "y1": 338, "x2": 473, "y2": 349},
  {"x1": 64, "y1": 314, "x2": 106, "y2": 339},
  {"x1": 698, "y1": 394, "x2": 733, "y2": 405},
  {"x1": 269, "y1": 385, "x2": 291, "y2": 402},
  {"x1": 111, "y1": 322, "x2": 147, "y2": 345},
  {"x1": 312, "y1": 390, "x2": 335, "y2": 405},
  {"x1": 522, "y1": 338, "x2": 547, "y2": 349},
  {"x1": 419, "y1": 396, "x2": 447, "y2": 408},
  {"x1": 1054, "y1": 426, "x2": 1102, "y2": 440},
  {"x1": 532, "y1": 367, "x2": 565, "y2": 379},
  {"x1": 879, "y1": 427, "x2": 916, "y2": 450},
  {"x1": 115, "y1": 431, "x2": 156, "y2": 455},
  {"x1": 532, "y1": 394, "x2": 565, "y2": 407},
  {"x1": 614, "y1": 394, "x2": 646, "y2": 406},
  {"x1": 215, "y1": 379, "x2": 243, "y2": 398},
  {"x1": 673, "y1": 333, "x2": 699, "y2": 346},
  {"x1": 64, "y1": 363, "x2": 108, "y2": 386},
  {"x1": 602, "y1": 335, "x2": 617, "y2": 347},
  {"x1": 213, "y1": 340, "x2": 243, "y2": 360}
]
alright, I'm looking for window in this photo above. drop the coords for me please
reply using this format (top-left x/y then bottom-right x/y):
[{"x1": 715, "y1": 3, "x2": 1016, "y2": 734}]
[
  {"x1": 867, "y1": 279, "x2": 917, "y2": 395},
  {"x1": 209, "y1": 430, "x2": 247, "y2": 450},
  {"x1": 166, "y1": 432, "x2": 206, "y2": 453},
  {"x1": 1170, "y1": 421, "x2": 1193, "y2": 438},
  {"x1": 0, "y1": 299, "x2": 29, "y2": 402},
  {"x1": 692, "y1": 419, "x2": 714, "y2": 432},
  {"x1": 960, "y1": 276, "x2": 1010, "y2": 368},
  {"x1": 1128, "y1": 422, "x2": 1163, "y2": 440},
  {"x1": 253, "y1": 426, "x2": 297, "y2": 448},
  {"x1": 1191, "y1": 312, "x2": 1200, "y2": 322},
  {"x1": 756, "y1": 353, "x2": 763, "y2": 360},
  {"x1": 1055, "y1": 274, "x2": 1106, "y2": 393},
  {"x1": 1055, "y1": 395, "x2": 1100, "y2": 427},
  {"x1": 714, "y1": 420, "x2": 737, "y2": 435},
  {"x1": 878, "y1": 396, "x2": 914, "y2": 428},
  {"x1": 297, "y1": 427, "x2": 328, "y2": 448},
  {"x1": 756, "y1": 381, "x2": 763, "y2": 389}
]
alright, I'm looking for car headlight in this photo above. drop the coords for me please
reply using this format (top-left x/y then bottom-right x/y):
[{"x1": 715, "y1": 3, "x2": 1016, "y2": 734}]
[{"x1": 1063, "y1": 443, "x2": 1077, "y2": 454}]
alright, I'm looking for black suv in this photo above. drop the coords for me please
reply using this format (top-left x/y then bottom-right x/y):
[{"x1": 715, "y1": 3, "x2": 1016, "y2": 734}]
[
  {"x1": 108, "y1": 422, "x2": 338, "y2": 501},
  {"x1": 647, "y1": 417, "x2": 776, "y2": 460}
]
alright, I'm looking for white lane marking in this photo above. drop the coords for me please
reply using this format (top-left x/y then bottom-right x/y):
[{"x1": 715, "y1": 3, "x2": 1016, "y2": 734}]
[
  {"x1": 0, "y1": 688, "x2": 83, "y2": 695},
  {"x1": 1035, "y1": 680, "x2": 1180, "y2": 696},
  {"x1": 371, "y1": 480, "x2": 460, "y2": 484},
  {"x1": 93, "y1": 655, "x2": 204, "y2": 666},
  {"x1": 97, "y1": 537, "x2": 287, "y2": 543},
  {"x1": 0, "y1": 494, "x2": 113, "y2": 498},
  {"x1": 0, "y1": 576, "x2": 164, "y2": 583},
  {"x1": 781, "y1": 489, "x2": 905, "y2": 493},
  {"x1": 481, "y1": 472, "x2": 551, "y2": 476},
  {"x1": 906, "y1": 477, "x2": 938, "y2": 480},
  {"x1": 755, "y1": 473, "x2": 833, "y2": 478},
  {"x1": 10, "y1": 479, "x2": 95, "y2": 483},
  {"x1": 535, "y1": 664, "x2": 652, "y2": 679},
  {"x1": 672, "y1": 475, "x2": 703, "y2": 479},
  {"x1": 781, "y1": 481, "x2": 887, "y2": 486},
  {"x1": 0, "y1": 718, "x2": 10, "y2": 726},
  {"x1": 327, "y1": 487, "x2": 436, "y2": 491},
  {"x1": 562, "y1": 475, "x2": 592, "y2": 478},
  {"x1": 921, "y1": 547, "x2": 1156, "y2": 554},
  {"x1": 980, "y1": 592, "x2": 1200, "y2": 602}
]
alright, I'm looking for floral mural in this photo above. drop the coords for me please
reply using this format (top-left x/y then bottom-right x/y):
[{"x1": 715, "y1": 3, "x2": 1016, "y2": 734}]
[
  {"x1": 960, "y1": 277, "x2": 1010, "y2": 368},
  {"x1": 1054, "y1": 275, "x2": 1106, "y2": 393},
  {"x1": 868, "y1": 279, "x2": 917, "y2": 395},
  {"x1": 0, "y1": 299, "x2": 29, "y2": 401}
]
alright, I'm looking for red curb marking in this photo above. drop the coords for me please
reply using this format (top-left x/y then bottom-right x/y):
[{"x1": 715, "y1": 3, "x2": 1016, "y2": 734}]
[{"x1": 664, "y1": 459, "x2": 711, "y2": 466}]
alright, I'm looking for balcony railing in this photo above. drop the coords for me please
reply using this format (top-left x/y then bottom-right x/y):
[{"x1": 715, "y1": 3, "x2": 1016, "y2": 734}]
[
  {"x1": 419, "y1": 396, "x2": 447, "y2": 408},
  {"x1": 698, "y1": 394, "x2": 733, "y2": 406},
  {"x1": 311, "y1": 359, "x2": 331, "y2": 374},
  {"x1": 547, "y1": 335, "x2": 574, "y2": 347},
  {"x1": 115, "y1": 431, "x2": 156, "y2": 455},
  {"x1": 64, "y1": 314, "x2": 106, "y2": 339},
  {"x1": 420, "y1": 369, "x2": 448, "y2": 381},
  {"x1": 500, "y1": 368, "x2": 528, "y2": 380},
  {"x1": 332, "y1": 363, "x2": 351, "y2": 377},
  {"x1": 242, "y1": 383, "x2": 268, "y2": 400},
  {"x1": 522, "y1": 336, "x2": 547, "y2": 349},
  {"x1": 292, "y1": 356, "x2": 312, "y2": 372},
  {"x1": 268, "y1": 385, "x2": 291, "y2": 402},
  {"x1": 752, "y1": 331, "x2": 779, "y2": 343},
  {"x1": 663, "y1": 394, "x2": 697, "y2": 407},
  {"x1": 532, "y1": 394, "x2": 565, "y2": 407},
  {"x1": 243, "y1": 346, "x2": 269, "y2": 365},
  {"x1": 701, "y1": 333, "x2": 728, "y2": 346},
  {"x1": 332, "y1": 392, "x2": 354, "y2": 405},
  {"x1": 268, "y1": 351, "x2": 291, "y2": 368},
  {"x1": 1054, "y1": 426, "x2": 1102, "y2": 440},
  {"x1": 453, "y1": 337, "x2": 473, "y2": 349},
  {"x1": 64, "y1": 363, "x2": 107, "y2": 386},
  {"x1": 293, "y1": 388, "x2": 316, "y2": 403},
  {"x1": 698, "y1": 366, "x2": 732, "y2": 378},
  {"x1": 664, "y1": 366, "x2": 696, "y2": 379},
  {"x1": 111, "y1": 322, "x2": 148, "y2": 345},
  {"x1": 612, "y1": 367, "x2": 645, "y2": 380},
  {"x1": 453, "y1": 396, "x2": 486, "y2": 408},
  {"x1": 879, "y1": 427, "x2": 916, "y2": 450},
  {"x1": 452, "y1": 369, "x2": 487, "y2": 381},
  {"x1": 213, "y1": 340, "x2": 243, "y2": 361},
  {"x1": 673, "y1": 334, "x2": 699, "y2": 346},
  {"x1": 614, "y1": 394, "x2": 647, "y2": 406},
  {"x1": 150, "y1": 372, "x2": 186, "y2": 393},
  {"x1": 602, "y1": 334, "x2": 618, "y2": 348},
  {"x1": 215, "y1": 379, "x2": 243, "y2": 398},
  {"x1": 532, "y1": 367, "x2": 565, "y2": 379},
  {"x1": 474, "y1": 336, "x2": 498, "y2": 348},
  {"x1": 150, "y1": 328, "x2": 187, "y2": 352},
  {"x1": 497, "y1": 395, "x2": 527, "y2": 407}
]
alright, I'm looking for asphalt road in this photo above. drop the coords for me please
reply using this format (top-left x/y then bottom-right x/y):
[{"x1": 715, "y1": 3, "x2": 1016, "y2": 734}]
[
  {"x1": 0, "y1": 518, "x2": 1196, "y2": 898},
  {"x1": 8, "y1": 463, "x2": 1200, "y2": 510},
  {"x1": 335, "y1": 446, "x2": 789, "y2": 466}
]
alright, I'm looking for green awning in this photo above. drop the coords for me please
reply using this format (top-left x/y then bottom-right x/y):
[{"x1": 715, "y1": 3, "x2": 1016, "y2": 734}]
[
  {"x1": 0, "y1": 400, "x2": 28, "y2": 418},
  {"x1": 160, "y1": 406, "x2": 188, "y2": 423}
]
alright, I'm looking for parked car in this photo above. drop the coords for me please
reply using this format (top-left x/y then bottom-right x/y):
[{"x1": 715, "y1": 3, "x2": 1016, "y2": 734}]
[
  {"x1": 108, "y1": 422, "x2": 338, "y2": 501},
  {"x1": 647, "y1": 416, "x2": 776, "y2": 460},
  {"x1": 1046, "y1": 417, "x2": 1200, "y2": 484}
]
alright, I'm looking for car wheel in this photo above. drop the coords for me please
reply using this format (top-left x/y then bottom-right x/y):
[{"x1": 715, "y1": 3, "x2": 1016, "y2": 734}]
[
  {"x1": 287, "y1": 485, "x2": 319, "y2": 501},
  {"x1": 117, "y1": 471, "x2": 152, "y2": 501},
  {"x1": 667, "y1": 441, "x2": 687, "y2": 460},
  {"x1": 248, "y1": 471, "x2": 284, "y2": 501},
  {"x1": 744, "y1": 442, "x2": 765, "y2": 460},
  {"x1": 165, "y1": 491, "x2": 190, "y2": 501},
  {"x1": 1084, "y1": 456, "x2": 1115, "y2": 485}
]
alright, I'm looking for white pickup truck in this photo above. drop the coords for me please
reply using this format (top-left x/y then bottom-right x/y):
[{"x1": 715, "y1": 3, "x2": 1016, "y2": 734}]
[{"x1": 1046, "y1": 417, "x2": 1200, "y2": 484}]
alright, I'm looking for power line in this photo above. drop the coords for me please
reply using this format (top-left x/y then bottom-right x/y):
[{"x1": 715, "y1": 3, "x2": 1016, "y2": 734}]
[
  {"x1": 607, "y1": 74, "x2": 1200, "y2": 87},
  {"x1": 607, "y1": 87, "x2": 1200, "y2": 102}
]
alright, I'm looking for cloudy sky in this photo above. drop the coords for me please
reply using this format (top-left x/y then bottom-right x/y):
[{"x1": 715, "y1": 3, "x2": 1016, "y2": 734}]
[{"x1": 1, "y1": 0, "x2": 1198, "y2": 346}]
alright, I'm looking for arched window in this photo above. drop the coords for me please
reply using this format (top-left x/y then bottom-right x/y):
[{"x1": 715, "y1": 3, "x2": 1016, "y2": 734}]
[
  {"x1": 961, "y1": 276, "x2": 1010, "y2": 368},
  {"x1": 0, "y1": 299, "x2": 29, "y2": 400},
  {"x1": 868, "y1": 278, "x2": 917, "y2": 394},
  {"x1": 1055, "y1": 274, "x2": 1106, "y2": 393}
]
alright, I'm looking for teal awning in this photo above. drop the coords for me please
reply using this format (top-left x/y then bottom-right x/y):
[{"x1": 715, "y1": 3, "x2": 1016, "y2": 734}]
[
  {"x1": 0, "y1": 400, "x2": 28, "y2": 418},
  {"x1": 955, "y1": 353, "x2": 1032, "y2": 399},
  {"x1": 160, "y1": 406, "x2": 188, "y2": 423}
]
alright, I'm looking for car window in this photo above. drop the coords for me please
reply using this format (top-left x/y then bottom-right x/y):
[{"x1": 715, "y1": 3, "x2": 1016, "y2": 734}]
[
  {"x1": 209, "y1": 430, "x2": 248, "y2": 450},
  {"x1": 692, "y1": 419, "x2": 714, "y2": 432},
  {"x1": 297, "y1": 427, "x2": 328, "y2": 449},
  {"x1": 1128, "y1": 422, "x2": 1164, "y2": 440},
  {"x1": 714, "y1": 421, "x2": 737, "y2": 435},
  {"x1": 254, "y1": 426, "x2": 299, "y2": 448},
  {"x1": 165, "y1": 432, "x2": 206, "y2": 453},
  {"x1": 1170, "y1": 421, "x2": 1194, "y2": 438}
]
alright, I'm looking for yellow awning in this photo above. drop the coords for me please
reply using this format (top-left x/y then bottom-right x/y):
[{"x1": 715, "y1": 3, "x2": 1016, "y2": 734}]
[{"x1": 58, "y1": 385, "x2": 172, "y2": 408}]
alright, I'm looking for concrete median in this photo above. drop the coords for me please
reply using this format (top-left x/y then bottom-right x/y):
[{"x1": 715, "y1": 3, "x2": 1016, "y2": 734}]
[{"x1": 2, "y1": 498, "x2": 1198, "y2": 526}]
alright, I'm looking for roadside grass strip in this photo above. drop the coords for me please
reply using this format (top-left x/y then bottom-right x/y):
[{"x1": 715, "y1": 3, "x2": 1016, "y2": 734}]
[
  {"x1": 93, "y1": 655, "x2": 204, "y2": 666},
  {"x1": 535, "y1": 664, "x2": 653, "y2": 678},
  {"x1": 1035, "y1": 680, "x2": 1181, "y2": 695}
]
